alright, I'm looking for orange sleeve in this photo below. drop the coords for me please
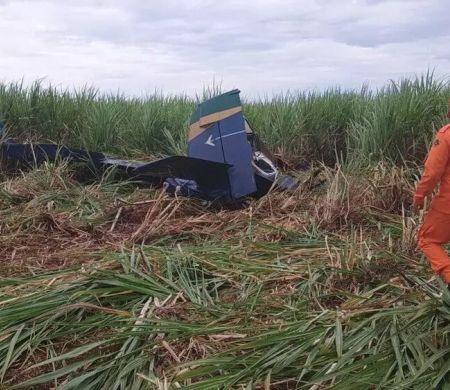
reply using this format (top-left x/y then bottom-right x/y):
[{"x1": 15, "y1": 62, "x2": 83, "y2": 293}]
[{"x1": 415, "y1": 130, "x2": 450, "y2": 200}]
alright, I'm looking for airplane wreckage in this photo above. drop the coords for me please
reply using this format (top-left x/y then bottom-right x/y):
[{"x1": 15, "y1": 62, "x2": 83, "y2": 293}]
[{"x1": 0, "y1": 90, "x2": 297, "y2": 204}]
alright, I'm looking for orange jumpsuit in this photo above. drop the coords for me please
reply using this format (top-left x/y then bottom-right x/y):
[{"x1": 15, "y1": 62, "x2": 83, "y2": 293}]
[{"x1": 415, "y1": 124, "x2": 450, "y2": 282}]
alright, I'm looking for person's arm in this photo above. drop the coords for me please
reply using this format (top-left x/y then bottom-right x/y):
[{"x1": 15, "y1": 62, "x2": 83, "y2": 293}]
[{"x1": 414, "y1": 130, "x2": 449, "y2": 207}]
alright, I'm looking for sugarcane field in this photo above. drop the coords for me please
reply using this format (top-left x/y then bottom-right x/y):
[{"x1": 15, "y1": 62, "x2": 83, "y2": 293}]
[
  {"x1": 2, "y1": 1, "x2": 450, "y2": 389},
  {"x1": 0, "y1": 75, "x2": 448, "y2": 389}
]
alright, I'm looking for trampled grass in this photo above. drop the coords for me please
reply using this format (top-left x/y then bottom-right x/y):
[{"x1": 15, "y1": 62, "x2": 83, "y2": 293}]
[
  {"x1": 0, "y1": 159, "x2": 449, "y2": 389},
  {"x1": 1, "y1": 74, "x2": 450, "y2": 388}
]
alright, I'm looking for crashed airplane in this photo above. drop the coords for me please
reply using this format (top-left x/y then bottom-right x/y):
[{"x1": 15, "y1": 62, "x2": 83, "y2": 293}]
[{"x1": 0, "y1": 89, "x2": 296, "y2": 203}]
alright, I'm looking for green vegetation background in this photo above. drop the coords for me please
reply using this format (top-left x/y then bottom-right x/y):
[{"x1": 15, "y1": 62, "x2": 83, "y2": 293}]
[{"x1": 1, "y1": 73, "x2": 449, "y2": 166}]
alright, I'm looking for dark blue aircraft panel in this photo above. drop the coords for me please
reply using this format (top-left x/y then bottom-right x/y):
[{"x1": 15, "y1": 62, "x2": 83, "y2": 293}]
[
  {"x1": 1, "y1": 143, "x2": 105, "y2": 166},
  {"x1": 133, "y1": 155, "x2": 230, "y2": 179},
  {"x1": 218, "y1": 112, "x2": 256, "y2": 198},
  {"x1": 134, "y1": 156, "x2": 232, "y2": 199},
  {"x1": 187, "y1": 122, "x2": 225, "y2": 164}
]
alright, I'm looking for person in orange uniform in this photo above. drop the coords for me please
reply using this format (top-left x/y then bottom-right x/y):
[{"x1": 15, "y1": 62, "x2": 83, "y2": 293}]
[{"x1": 414, "y1": 101, "x2": 450, "y2": 287}]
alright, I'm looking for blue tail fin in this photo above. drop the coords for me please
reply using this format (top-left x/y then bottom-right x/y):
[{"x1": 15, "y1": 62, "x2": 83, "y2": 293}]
[{"x1": 188, "y1": 90, "x2": 256, "y2": 199}]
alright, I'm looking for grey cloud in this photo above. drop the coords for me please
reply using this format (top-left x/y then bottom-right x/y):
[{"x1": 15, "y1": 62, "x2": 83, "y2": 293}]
[{"x1": 0, "y1": 0, "x2": 448, "y2": 97}]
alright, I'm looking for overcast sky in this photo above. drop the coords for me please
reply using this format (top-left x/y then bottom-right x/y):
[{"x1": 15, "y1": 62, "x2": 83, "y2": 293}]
[{"x1": 0, "y1": 0, "x2": 449, "y2": 98}]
